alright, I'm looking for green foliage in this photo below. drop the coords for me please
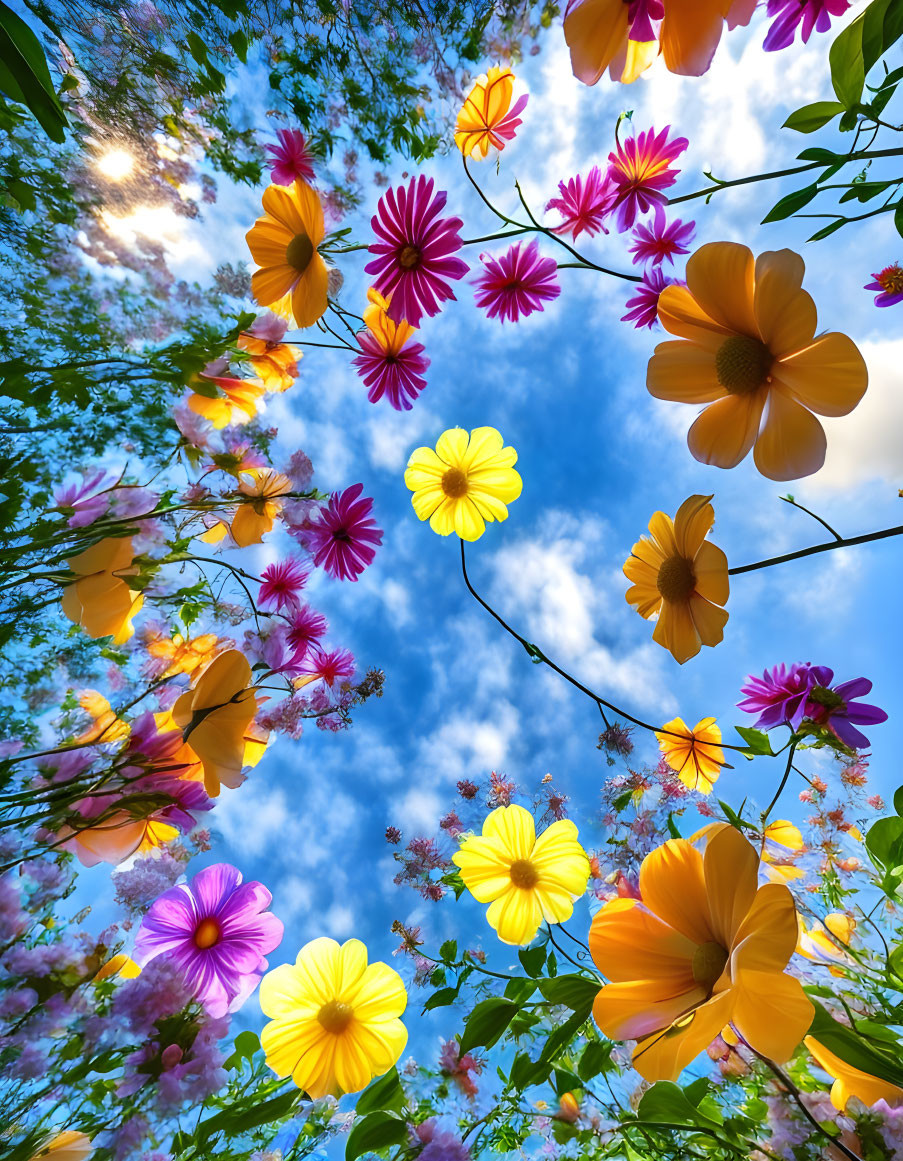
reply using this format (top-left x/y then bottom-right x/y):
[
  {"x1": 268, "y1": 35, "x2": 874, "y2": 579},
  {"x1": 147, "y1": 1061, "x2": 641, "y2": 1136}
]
[
  {"x1": 345, "y1": 1111, "x2": 409, "y2": 1161},
  {"x1": 0, "y1": 1, "x2": 68, "y2": 142}
]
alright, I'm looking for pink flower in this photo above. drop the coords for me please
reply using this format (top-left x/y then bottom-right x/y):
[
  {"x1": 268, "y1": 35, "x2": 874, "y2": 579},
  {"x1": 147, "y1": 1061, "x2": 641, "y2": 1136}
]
[
  {"x1": 265, "y1": 128, "x2": 315, "y2": 186},
  {"x1": 298, "y1": 645, "x2": 356, "y2": 688},
  {"x1": 865, "y1": 262, "x2": 903, "y2": 308},
  {"x1": 248, "y1": 312, "x2": 289, "y2": 343},
  {"x1": 353, "y1": 327, "x2": 430, "y2": 412},
  {"x1": 545, "y1": 165, "x2": 616, "y2": 240},
  {"x1": 304, "y1": 483, "x2": 382, "y2": 581},
  {"x1": 286, "y1": 604, "x2": 328, "y2": 657},
  {"x1": 365, "y1": 175, "x2": 469, "y2": 325},
  {"x1": 764, "y1": 0, "x2": 850, "y2": 50},
  {"x1": 621, "y1": 267, "x2": 676, "y2": 328},
  {"x1": 473, "y1": 239, "x2": 560, "y2": 323},
  {"x1": 54, "y1": 469, "x2": 114, "y2": 527},
  {"x1": 628, "y1": 204, "x2": 695, "y2": 266},
  {"x1": 607, "y1": 125, "x2": 688, "y2": 232},
  {"x1": 258, "y1": 559, "x2": 310, "y2": 613}
]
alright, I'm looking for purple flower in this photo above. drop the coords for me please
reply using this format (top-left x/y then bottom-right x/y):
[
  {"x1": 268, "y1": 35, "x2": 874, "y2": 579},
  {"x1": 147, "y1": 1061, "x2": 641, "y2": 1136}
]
[
  {"x1": 286, "y1": 604, "x2": 328, "y2": 656},
  {"x1": 628, "y1": 204, "x2": 695, "y2": 267},
  {"x1": 764, "y1": 0, "x2": 851, "y2": 51},
  {"x1": 352, "y1": 326, "x2": 430, "y2": 412},
  {"x1": 365, "y1": 175, "x2": 469, "y2": 326},
  {"x1": 113, "y1": 958, "x2": 194, "y2": 1038},
  {"x1": 607, "y1": 125, "x2": 689, "y2": 233},
  {"x1": 415, "y1": 1120, "x2": 471, "y2": 1161},
  {"x1": 865, "y1": 262, "x2": 903, "y2": 308},
  {"x1": 134, "y1": 863, "x2": 284, "y2": 1018},
  {"x1": 738, "y1": 663, "x2": 818, "y2": 731},
  {"x1": 259, "y1": 558, "x2": 310, "y2": 612},
  {"x1": 54, "y1": 469, "x2": 113, "y2": 527},
  {"x1": 473, "y1": 239, "x2": 560, "y2": 324},
  {"x1": 265, "y1": 128, "x2": 316, "y2": 186},
  {"x1": 545, "y1": 165, "x2": 617, "y2": 240},
  {"x1": 621, "y1": 268, "x2": 676, "y2": 329},
  {"x1": 304, "y1": 483, "x2": 382, "y2": 581},
  {"x1": 804, "y1": 667, "x2": 888, "y2": 751},
  {"x1": 297, "y1": 645, "x2": 356, "y2": 689}
]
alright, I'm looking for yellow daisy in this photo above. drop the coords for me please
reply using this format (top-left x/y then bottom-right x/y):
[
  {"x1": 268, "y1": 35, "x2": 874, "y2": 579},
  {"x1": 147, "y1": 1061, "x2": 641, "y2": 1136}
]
[
  {"x1": 260, "y1": 937, "x2": 407, "y2": 1098},
  {"x1": 656, "y1": 716, "x2": 724, "y2": 794},
  {"x1": 453, "y1": 804, "x2": 590, "y2": 945},
  {"x1": 246, "y1": 180, "x2": 329, "y2": 328},
  {"x1": 404, "y1": 426, "x2": 522, "y2": 541}
]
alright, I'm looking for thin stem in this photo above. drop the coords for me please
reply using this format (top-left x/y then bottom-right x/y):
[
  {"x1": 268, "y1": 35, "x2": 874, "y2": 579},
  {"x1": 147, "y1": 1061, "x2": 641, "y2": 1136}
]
[
  {"x1": 779, "y1": 496, "x2": 843, "y2": 542},
  {"x1": 728, "y1": 524, "x2": 903, "y2": 575},
  {"x1": 761, "y1": 743, "x2": 797, "y2": 824}
]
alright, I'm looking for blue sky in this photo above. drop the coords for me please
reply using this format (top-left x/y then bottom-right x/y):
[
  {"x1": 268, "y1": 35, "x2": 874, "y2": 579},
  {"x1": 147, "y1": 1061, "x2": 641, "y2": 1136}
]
[{"x1": 77, "y1": 8, "x2": 902, "y2": 1085}]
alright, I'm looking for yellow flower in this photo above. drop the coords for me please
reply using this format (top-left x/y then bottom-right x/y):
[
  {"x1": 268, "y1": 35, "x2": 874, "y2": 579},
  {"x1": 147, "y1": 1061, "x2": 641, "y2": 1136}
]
[
  {"x1": 762, "y1": 819, "x2": 805, "y2": 883},
  {"x1": 590, "y1": 823, "x2": 813, "y2": 1082},
  {"x1": 797, "y1": 912, "x2": 855, "y2": 976},
  {"x1": 143, "y1": 630, "x2": 227, "y2": 679},
  {"x1": 93, "y1": 953, "x2": 141, "y2": 982},
  {"x1": 246, "y1": 181, "x2": 329, "y2": 328},
  {"x1": 648, "y1": 242, "x2": 868, "y2": 480},
  {"x1": 656, "y1": 717, "x2": 724, "y2": 794},
  {"x1": 361, "y1": 286, "x2": 418, "y2": 357},
  {"x1": 237, "y1": 332, "x2": 301, "y2": 393},
  {"x1": 454, "y1": 66, "x2": 527, "y2": 159},
  {"x1": 260, "y1": 937, "x2": 408, "y2": 1098},
  {"x1": 805, "y1": 1036, "x2": 903, "y2": 1112},
  {"x1": 188, "y1": 377, "x2": 266, "y2": 429},
  {"x1": 60, "y1": 814, "x2": 179, "y2": 869},
  {"x1": 171, "y1": 649, "x2": 263, "y2": 797},
  {"x1": 28, "y1": 1131, "x2": 94, "y2": 1161},
  {"x1": 623, "y1": 494, "x2": 728, "y2": 665},
  {"x1": 60, "y1": 537, "x2": 143, "y2": 644},
  {"x1": 404, "y1": 426, "x2": 522, "y2": 541},
  {"x1": 73, "y1": 691, "x2": 130, "y2": 745},
  {"x1": 452, "y1": 804, "x2": 590, "y2": 946}
]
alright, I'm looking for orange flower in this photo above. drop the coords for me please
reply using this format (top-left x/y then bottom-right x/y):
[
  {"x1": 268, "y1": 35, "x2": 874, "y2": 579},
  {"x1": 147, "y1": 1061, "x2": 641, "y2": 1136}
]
[
  {"x1": 143, "y1": 631, "x2": 226, "y2": 679},
  {"x1": 656, "y1": 716, "x2": 724, "y2": 793},
  {"x1": 623, "y1": 494, "x2": 728, "y2": 664},
  {"x1": 454, "y1": 66, "x2": 528, "y2": 159},
  {"x1": 59, "y1": 814, "x2": 179, "y2": 869},
  {"x1": 805, "y1": 1036, "x2": 903, "y2": 1112},
  {"x1": 590, "y1": 823, "x2": 813, "y2": 1082},
  {"x1": 73, "y1": 691, "x2": 130, "y2": 745},
  {"x1": 93, "y1": 953, "x2": 141, "y2": 982},
  {"x1": 232, "y1": 469, "x2": 293, "y2": 547},
  {"x1": 28, "y1": 1130, "x2": 94, "y2": 1161},
  {"x1": 246, "y1": 181, "x2": 329, "y2": 328},
  {"x1": 237, "y1": 332, "x2": 301, "y2": 393},
  {"x1": 187, "y1": 376, "x2": 265, "y2": 430},
  {"x1": 61, "y1": 538, "x2": 143, "y2": 644},
  {"x1": 171, "y1": 650, "x2": 264, "y2": 796},
  {"x1": 649, "y1": 242, "x2": 868, "y2": 480}
]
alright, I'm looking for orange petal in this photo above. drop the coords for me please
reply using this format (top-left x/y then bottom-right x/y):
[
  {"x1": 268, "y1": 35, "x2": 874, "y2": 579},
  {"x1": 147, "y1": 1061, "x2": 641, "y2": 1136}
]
[
  {"x1": 639, "y1": 838, "x2": 714, "y2": 945},
  {"x1": 653, "y1": 598, "x2": 701, "y2": 664},
  {"x1": 292, "y1": 256, "x2": 329, "y2": 329},
  {"x1": 692, "y1": 541, "x2": 729, "y2": 606},
  {"x1": 753, "y1": 249, "x2": 817, "y2": 357},
  {"x1": 673, "y1": 494, "x2": 715, "y2": 558},
  {"x1": 647, "y1": 341, "x2": 726, "y2": 404},
  {"x1": 660, "y1": 0, "x2": 730, "y2": 75},
  {"x1": 702, "y1": 825, "x2": 759, "y2": 949},
  {"x1": 732, "y1": 970, "x2": 814, "y2": 1062},
  {"x1": 731, "y1": 883, "x2": 799, "y2": 973},
  {"x1": 772, "y1": 332, "x2": 868, "y2": 417},
  {"x1": 252, "y1": 265, "x2": 297, "y2": 308},
  {"x1": 656, "y1": 286, "x2": 732, "y2": 348},
  {"x1": 593, "y1": 978, "x2": 707, "y2": 1043},
  {"x1": 688, "y1": 593, "x2": 728, "y2": 648},
  {"x1": 632, "y1": 989, "x2": 736, "y2": 1082},
  {"x1": 589, "y1": 897, "x2": 697, "y2": 983},
  {"x1": 684, "y1": 242, "x2": 757, "y2": 337},
  {"x1": 687, "y1": 390, "x2": 766, "y2": 469},
  {"x1": 752, "y1": 387, "x2": 826, "y2": 481},
  {"x1": 563, "y1": 0, "x2": 630, "y2": 86}
]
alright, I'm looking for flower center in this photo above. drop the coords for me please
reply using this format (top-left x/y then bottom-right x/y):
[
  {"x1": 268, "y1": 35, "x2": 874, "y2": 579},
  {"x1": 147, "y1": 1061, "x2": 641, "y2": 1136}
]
[
  {"x1": 194, "y1": 917, "x2": 221, "y2": 949},
  {"x1": 441, "y1": 467, "x2": 469, "y2": 499},
  {"x1": 656, "y1": 554, "x2": 696, "y2": 602},
  {"x1": 286, "y1": 231, "x2": 315, "y2": 274},
  {"x1": 692, "y1": 941, "x2": 728, "y2": 992},
  {"x1": 714, "y1": 335, "x2": 773, "y2": 395},
  {"x1": 808, "y1": 685, "x2": 845, "y2": 712},
  {"x1": 399, "y1": 243, "x2": 421, "y2": 270},
  {"x1": 317, "y1": 999, "x2": 354, "y2": 1034},
  {"x1": 509, "y1": 858, "x2": 539, "y2": 889},
  {"x1": 878, "y1": 263, "x2": 903, "y2": 294}
]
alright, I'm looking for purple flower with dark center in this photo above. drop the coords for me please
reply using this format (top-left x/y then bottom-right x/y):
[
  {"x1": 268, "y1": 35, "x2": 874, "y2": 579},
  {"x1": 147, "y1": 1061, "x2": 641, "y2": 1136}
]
[
  {"x1": 134, "y1": 863, "x2": 283, "y2": 1018},
  {"x1": 304, "y1": 483, "x2": 383, "y2": 581},
  {"x1": 803, "y1": 666, "x2": 888, "y2": 751},
  {"x1": 546, "y1": 165, "x2": 617, "y2": 240},
  {"x1": 297, "y1": 645, "x2": 356, "y2": 689},
  {"x1": 628, "y1": 204, "x2": 695, "y2": 266},
  {"x1": 259, "y1": 558, "x2": 310, "y2": 613},
  {"x1": 352, "y1": 326, "x2": 430, "y2": 412},
  {"x1": 738, "y1": 663, "x2": 818, "y2": 731},
  {"x1": 473, "y1": 239, "x2": 560, "y2": 323},
  {"x1": 286, "y1": 604, "x2": 328, "y2": 656},
  {"x1": 607, "y1": 125, "x2": 688, "y2": 233},
  {"x1": 265, "y1": 128, "x2": 315, "y2": 186},
  {"x1": 621, "y1": 267, "x2": 676, "y2": 329},
  {"x1": 365, "y1": 175, "x2": 469, "y2": 326},
  {"x1": 763, "y1": 0, "x2": 851, "y2": 51},
  {"x1": 865, "y1": 262, "x2": 903, "y2": 308}
]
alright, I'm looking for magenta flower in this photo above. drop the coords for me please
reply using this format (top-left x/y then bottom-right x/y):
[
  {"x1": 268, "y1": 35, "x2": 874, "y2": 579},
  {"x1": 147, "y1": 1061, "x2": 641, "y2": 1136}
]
[
  {"x1": 258, "y1": 559, "x2": 310, "y2": 613},
  {"x1": 304, "y1": 483, "x2": 382, "y2": 581},
  {"x1": 352, "y1": 329, "x2": 430, "y2": 412},
  {"x1": 473, "y1": 239, "x2": 560, "y2": 324},
  {"x1": 286, "y1": 604, "x2": 328, "y2": 657},
  {"x1": 607, "y1": 125, "x2": 689, "y2": 232},
  {"x1": 865, "y1": 262, "x2": 903, "y2": 308},
  {"x1": 134, "y1": 863, "x2": 283, "y2": 1018},
  {"x1": 298, "y1": 645, "x2": 355, "y2": 688},
  {"x1": 265, "y1": 128, "x2": 315, "y2": 186},
  {"x1": 621, "y1": 267, "x2": 676, "y2": 329},
  {"x1": 626, "y1": 0, "x2": 665, "y2": 40},
  {"x1": 764, "y1": 0, "x2": 851, "y2": 51},
  {"x1": 738, "y1": 663, "x2": 818, "y2": 731},
  {"x1": 54, "y1": 469, "x2": 114, "y2": 528},
  {"x1": 545, "y1": 165, "x2": 617, "y2": 240},
  {"x1": 804, "y1": 667, "x2": 887, "y2": 751},
  {"x1": 365, "y1": 175, "x2": 469, "y2": 325},
  {"x1": 628, "y1": 204, "x2": 695, "y2": 266}
]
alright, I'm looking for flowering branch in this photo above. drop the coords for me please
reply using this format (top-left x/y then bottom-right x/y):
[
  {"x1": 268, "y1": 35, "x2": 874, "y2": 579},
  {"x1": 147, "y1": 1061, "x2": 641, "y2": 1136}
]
[{"x1": 728, "y1": 524, "x2": 903, "y2": 576}]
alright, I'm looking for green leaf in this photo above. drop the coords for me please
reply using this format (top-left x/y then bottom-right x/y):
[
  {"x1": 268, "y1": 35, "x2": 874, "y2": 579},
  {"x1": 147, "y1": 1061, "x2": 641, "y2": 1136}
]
[
  {"x1": 345, "y1": 1112, "x2": 408, "y2": 1161},
  {"x1": 504, "y1": 977, "x2": 537, "y2": 1005},
  {"x1": 578, "y1": 1039, "x2": 612, "y2": 1081},
  {"x1": 509, "y1": 1051, "x2": 552, "y2": 1090},
  {"x1": 637, "y1": 1081, "x2": 724, "y2": 1129},
  {"x1": 439, "y1": 939, "x2": 458, "y2": 962},
  {"x1": 229, "y1": 29, "x2": 249, "y2": 63},
  {"x1": 762, "y1": 183, "x2": 820, "y2": 224},
  {"x1": 807, "y1": 219, "x2": 847, "y2": 242},
  {"x1": 783, "y1": 100, "x2": 844, "y2": 133},
  {"x1": 223, "y1": 1029, "x2": 260, "y2": 1069},
  {"x1": 894, "y1": 203, "x2": 903, "y2": 241},
  {"x1": 459, "y1": 997, "x2": 519, "y2": 1055},
  {"x1": 423, "y1": 986, "x2": 459, "y2": 1011},
  {"x1": 734, "y1": 726, "x2": 775, "y2": 757},
  {"x1": 865, "y1": 815, "x2": 903, "y2": 888},
  {"x1": 806, "y1": 1001, "x2": 903, "y2": 1088},
  {"x1": 830, "y1": 10, "x2": 867, "y2": 106},
  {"x1": 518, "y1": 945, "x2": 547, "y2": 977},
  {"x1": 537, "y1": 974, "x2": 601, "y2": 1016},
  {"x1": 354, "y1": 1068, "x2": 405, "y2": 1116},
  {"x1": 0, "y1": 1, "x2": 68, "y2": 142}
]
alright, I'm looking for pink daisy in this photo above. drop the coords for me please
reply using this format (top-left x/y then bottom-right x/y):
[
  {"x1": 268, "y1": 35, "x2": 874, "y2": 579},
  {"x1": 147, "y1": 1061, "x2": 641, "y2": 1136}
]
[
  {"x1": 364, "y1": 175, "x2": 469, "y2": 326},
  {"x1": 258, "y1": 559, "x2": 310, "y2": 613},
  {"x1": 865, "y1": 262, "x2": 903, "y2": 308},
  {"x1": 621, "y1": 268, "x2": 677, "y2": 329},
  {"x1": 545, "y1": 165, "x2": 617, "y2": 240},
  {"x1": 628, "y1": 205, "x2": 695, "y2": 266},
  {"x1": 304, "y1": 483, "x2": 382, "y2": 581},
  {"x1": 607, "y1": 125, "x2": 689, "y2": 232},
  {"x1": 265, "y1": 128, "x2": 315, "y2": 186},
  {"x1": 298, "y1": 645, "x2": 356, "y2": 688},
  {"x1": 352, "y1": 330, "x2": 430, "y2": 412},
  {"x1": 473, "y1": 239, "x2": 560, "y2": 324},
  {"x1": 286, "y1": 604, "x2": 328, "y2": 657}
]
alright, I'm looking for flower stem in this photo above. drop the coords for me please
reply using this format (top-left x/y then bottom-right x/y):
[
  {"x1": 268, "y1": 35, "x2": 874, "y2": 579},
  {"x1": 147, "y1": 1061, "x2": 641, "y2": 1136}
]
[
  {"x1": 761, "y1": 743, "x2": 798, "y2": 824},
  {"x1": 728, "y1": 524, "x2": 903, "y2": 575}
]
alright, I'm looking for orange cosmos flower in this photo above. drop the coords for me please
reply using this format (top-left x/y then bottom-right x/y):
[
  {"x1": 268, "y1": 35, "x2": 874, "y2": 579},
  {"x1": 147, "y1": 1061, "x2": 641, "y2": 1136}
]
[
  {"x1": 187, "y1": 375, "x2": 266, "y2": 430},
  {"x1": 656, "y1": 716, "x2": 724, "y2": 793},
  {"x1": 143, "y1": 631, "x2": 226, "y2": 679},
  {"x1": 805, "y1": 1036, "x2": 903, "y2": 1112},
  {"x1": 231, "y1": 469, "x2": 293, "y2": 547},
  {"x1": 623, "y1": 494, "x2": 728, "y2": 665},
  {"x1": 171, "y1": 649, "x2": 263, "y2": 796},
  {"x1": 454, "y1": 66, "x2": 528, "y2": 159},
  {"x1": 61, "y1": 537, "x2": 143, "y2": 644},
  {"x1": 73, "y1": 691, "x2": 130, "y2": 745},
  {"x1": 237, "y1": 326, "x2": 301, "y2": 393},
  {"x1": 28, "y1": 1130, "x2": 94, "y2": 1161},
  {"x1": 246, "y1": 180, "x2": 329, "y2": 328},
  {"x1": 649, "y1": 242, "x2": 868, "y2": 481},
  {"x1": 590, "y1": 823, "x2": 813, "y2": 1082}
]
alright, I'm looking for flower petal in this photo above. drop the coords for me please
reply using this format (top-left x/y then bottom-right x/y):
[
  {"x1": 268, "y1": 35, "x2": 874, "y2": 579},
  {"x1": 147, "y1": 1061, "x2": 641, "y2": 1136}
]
[{"x1": 752, "y1": 387, "x2": 826, "y2": 481}]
